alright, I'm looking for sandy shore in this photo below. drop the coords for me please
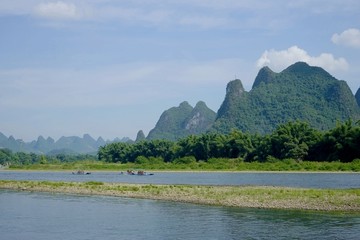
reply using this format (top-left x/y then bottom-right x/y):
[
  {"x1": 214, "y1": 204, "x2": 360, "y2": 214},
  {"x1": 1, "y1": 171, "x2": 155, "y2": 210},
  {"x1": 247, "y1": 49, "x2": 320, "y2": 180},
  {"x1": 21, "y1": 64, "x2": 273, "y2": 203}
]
[{"x1": 1, "y1": 180, "x2": 359, "y2": 212}]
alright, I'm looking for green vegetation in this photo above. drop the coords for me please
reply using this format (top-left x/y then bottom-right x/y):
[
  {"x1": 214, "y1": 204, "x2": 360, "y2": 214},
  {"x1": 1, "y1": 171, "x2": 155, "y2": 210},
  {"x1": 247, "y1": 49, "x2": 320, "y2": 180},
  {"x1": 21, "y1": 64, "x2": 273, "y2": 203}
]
[
  {"x1": 126, "y1": 62, "x2": 360, "y2": 142},
  {"x1": 0, "y1": 150, "x2": 97, "y2": 167},
  {"x1": 1, "y1": 180, "x2": 359, "y2": 212},
  {"x1": 97, "y1": 120, "x2": 360, "y2": 164},
  {"x1": 213, "y1": 62, "x2": 360, "y2": 135},
  {"x1": 147, "y1": 101, "x2": 216, "y2": 140},
  {"x1": 3, "y1": 119, "x2": 360, "y2": 171}
]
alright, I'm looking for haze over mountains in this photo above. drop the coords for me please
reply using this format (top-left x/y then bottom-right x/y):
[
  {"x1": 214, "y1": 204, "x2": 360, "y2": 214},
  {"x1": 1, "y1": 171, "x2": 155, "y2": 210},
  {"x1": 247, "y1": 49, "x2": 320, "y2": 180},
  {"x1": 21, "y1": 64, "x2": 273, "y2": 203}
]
[
  {"x1": 0, "y1": 133, "x2": 131, "y2": 155},
  {"x1": 1, "y1": 62, "x2": 359, "y2": 154}
]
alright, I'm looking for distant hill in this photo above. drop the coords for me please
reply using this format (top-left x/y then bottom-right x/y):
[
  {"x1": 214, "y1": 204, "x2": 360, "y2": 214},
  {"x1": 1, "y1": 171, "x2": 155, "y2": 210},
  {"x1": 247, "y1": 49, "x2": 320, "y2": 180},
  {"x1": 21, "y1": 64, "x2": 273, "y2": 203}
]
[
  {"x1": 356, "y1": 88, "x2": 360, "y2": 107},
  {"x1": 0, "y1": 132, "x2": 31, "y2": 153},
  {"x1": 147, "y1": 101, "x2": 216, "y2": 140},
  {"x1": 0, "y1": 133, "x2": 131, "y2": 154},
  {"x1": 212, "y1": 62, "x2": 360, "y2": 134},
  {"x1": 135, "y1": 130, "x2": 146, "y2": 142}
]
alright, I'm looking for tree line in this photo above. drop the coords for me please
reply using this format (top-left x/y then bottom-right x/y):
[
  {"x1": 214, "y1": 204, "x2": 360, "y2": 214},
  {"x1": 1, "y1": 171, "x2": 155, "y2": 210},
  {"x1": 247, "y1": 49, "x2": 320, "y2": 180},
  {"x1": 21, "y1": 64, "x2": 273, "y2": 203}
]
[
  {"x1": 98, "y1": 120, "x2": 360, "y2": 164},
  {"x1": 0, "y1": 149, "x2": 97, "y2": 166},
  {"x1": 2, "y1": 120, "x2": 359, "y2": 166}
]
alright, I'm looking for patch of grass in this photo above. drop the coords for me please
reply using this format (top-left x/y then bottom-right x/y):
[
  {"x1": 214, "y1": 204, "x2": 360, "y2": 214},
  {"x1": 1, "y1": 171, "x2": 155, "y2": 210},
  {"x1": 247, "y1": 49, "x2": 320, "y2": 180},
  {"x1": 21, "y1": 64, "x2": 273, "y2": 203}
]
[{"x1": 84, "y1": 181, "x2": 104, "y2": 186}]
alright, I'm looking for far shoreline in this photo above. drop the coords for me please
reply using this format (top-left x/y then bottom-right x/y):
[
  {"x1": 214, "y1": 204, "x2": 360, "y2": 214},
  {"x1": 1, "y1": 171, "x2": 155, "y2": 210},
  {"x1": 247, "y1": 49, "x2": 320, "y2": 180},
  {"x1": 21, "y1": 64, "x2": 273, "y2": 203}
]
[
  {"x1": 1, "y1": 169, "x2": 359, "y2": 174},
  {"x1": 3, "y1": 159, "x2": 359, "y2": 173}
]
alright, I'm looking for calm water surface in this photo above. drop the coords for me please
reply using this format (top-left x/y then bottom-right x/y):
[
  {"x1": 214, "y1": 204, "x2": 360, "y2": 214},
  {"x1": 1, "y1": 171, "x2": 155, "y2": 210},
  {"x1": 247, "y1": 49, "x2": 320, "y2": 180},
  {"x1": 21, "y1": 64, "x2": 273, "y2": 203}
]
[
  {"x1": 1, "y1": 190, "x2": 359, "y2": 240},
  {"x1": 1, "y1": 170, "x2": 359, "y2": 189}
]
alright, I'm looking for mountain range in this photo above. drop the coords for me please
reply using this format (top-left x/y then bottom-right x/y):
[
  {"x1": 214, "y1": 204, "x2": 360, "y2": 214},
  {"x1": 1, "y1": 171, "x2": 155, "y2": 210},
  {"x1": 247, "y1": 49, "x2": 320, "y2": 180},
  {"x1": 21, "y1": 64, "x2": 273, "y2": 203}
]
[
  {"x1": 1, "y1": 62, "x2": 360, "y2": 153},
  {"x1": 0, "y1": 133, "x2": 131, "y2": 155},
  {"x1": 212, "y1": 62, "x2": 360, "y2": 134},
  {"x1": 147, "y1": 62, "x2": 360, "y2": 138}
]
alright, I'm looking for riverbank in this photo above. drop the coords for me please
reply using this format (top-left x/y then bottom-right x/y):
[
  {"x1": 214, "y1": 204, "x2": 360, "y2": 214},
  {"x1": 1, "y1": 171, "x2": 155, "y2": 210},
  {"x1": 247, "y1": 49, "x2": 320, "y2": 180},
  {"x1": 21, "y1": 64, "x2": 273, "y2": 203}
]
[{"x1": 1, "y1": 180, "x2": 359, "y2": 212}]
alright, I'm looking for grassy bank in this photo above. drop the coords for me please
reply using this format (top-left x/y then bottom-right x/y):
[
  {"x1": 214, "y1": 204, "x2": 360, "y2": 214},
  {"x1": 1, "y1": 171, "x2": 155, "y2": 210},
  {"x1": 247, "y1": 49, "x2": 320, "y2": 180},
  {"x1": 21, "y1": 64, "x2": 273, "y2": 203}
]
[
  {"x1": 1, "y1": 180, "x2": 359, "y2": 212},
  {"x1": 7, "y1": 159, "x2": 360, "y2": 172}
]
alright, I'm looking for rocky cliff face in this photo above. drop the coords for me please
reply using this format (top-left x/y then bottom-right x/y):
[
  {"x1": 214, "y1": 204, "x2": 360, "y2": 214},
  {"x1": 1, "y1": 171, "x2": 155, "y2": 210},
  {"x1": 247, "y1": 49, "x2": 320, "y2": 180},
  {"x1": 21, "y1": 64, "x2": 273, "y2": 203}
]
[
  {"x1": 356, "y1": 87, "x2": 360, "y2": 107},
  {"x1": 147, "y1": 101, "x2": 216, "y2": 140},
  {"x1": 183, "y1": 101, "x2": 217, "y2": 135}
]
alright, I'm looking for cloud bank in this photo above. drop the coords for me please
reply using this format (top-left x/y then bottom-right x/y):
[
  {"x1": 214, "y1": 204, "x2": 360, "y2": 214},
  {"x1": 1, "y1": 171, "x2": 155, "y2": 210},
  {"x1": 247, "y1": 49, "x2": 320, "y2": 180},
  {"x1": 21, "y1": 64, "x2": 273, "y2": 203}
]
[
  {"x1": 332, "y1": 28, "x2": 360, "y2": 48},
  {"x1": 256, "y1": 46, "x2": 348, "y2": 73}
]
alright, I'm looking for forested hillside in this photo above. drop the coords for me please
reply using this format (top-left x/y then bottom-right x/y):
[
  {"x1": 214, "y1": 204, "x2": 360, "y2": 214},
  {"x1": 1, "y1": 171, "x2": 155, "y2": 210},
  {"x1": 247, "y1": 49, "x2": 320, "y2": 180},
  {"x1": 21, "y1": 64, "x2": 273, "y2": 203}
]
[
  {"x1": 146, "y1": 101, "x2": 216, "y2": 140},
  {"x1": 212, "y1": 62, "x2": 360, "y2": 134}
]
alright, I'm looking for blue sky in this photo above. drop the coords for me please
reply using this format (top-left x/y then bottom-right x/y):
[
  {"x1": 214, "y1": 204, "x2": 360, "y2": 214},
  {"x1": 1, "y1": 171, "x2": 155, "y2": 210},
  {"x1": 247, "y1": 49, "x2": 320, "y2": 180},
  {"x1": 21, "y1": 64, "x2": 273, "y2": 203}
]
[{"x1": 1, "y1": 0, "x2": 360, "y2": 141}]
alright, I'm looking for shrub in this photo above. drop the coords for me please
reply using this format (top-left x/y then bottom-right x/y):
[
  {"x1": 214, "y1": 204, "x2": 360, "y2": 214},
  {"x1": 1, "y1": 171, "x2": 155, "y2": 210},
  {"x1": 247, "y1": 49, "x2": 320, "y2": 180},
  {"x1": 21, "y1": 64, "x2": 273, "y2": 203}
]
[
  {"x1": 173, "y1": 156, "x2": 196, "y2": 164},
  {"x1": 135, "y1": 156, "x2": 149, "y2": 164}
]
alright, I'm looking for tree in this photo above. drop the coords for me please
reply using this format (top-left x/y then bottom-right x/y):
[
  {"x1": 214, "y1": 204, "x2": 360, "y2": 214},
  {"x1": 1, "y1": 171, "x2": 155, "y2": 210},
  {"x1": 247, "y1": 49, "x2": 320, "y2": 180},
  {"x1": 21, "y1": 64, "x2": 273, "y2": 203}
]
[
  {"x1": 0, "y1": 149, "x2": 12, "y2": 165},
  {"x1": 177, "y1": 135, "x2": 199, "y2": 159},
  {"x1": 98, "y1": 142, "x2": 133, "y2": 163},
  {"x1": 311, "y1": 119, "x2": 360, "y2": 162},
  {"x1": 39, "y1": 155, "x2": 47, "y2": 164},
  {"x1": 268, "y1": 121, "x2": 321, "y2": 161},
  {"x1": 132, "y1": 140, "x2": 175, "y2": 162},
  {"x1": 225, "y1": 130, "x2": 255, "y2": 159},
  {"x1": 15, "y1": 152, "x2": 32, "y2": 165}
]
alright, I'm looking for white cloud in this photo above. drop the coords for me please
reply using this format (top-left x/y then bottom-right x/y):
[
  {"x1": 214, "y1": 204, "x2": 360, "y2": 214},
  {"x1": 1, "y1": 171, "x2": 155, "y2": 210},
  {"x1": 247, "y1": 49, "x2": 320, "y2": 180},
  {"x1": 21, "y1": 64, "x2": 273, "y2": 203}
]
[
  {"x1": 256, "y1": 46, "x2": 348, "y2": 73},
  {"x1": 0, "y1": 0, "x2": 303, "y2": 29},
  {"x1": 33, "y1": 1, "x2": 82, "y2": 20},
  {"x1": 331, "y1": 28, "x2": 360, "y2": 48}
]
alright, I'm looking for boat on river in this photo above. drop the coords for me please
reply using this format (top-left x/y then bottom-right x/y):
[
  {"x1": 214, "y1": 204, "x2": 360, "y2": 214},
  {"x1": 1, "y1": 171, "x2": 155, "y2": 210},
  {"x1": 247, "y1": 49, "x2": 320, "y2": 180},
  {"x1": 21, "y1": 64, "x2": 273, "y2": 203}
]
[{"x1": 72, "y1": 170, "x2": 91, "y2": 175}]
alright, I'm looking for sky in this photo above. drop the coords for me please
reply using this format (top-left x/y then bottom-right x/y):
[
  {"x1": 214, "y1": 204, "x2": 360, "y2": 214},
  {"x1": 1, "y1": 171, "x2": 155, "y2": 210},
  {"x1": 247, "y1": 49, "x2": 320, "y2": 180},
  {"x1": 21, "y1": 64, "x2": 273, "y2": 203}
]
[{"x1": 1, "y1": 0, "x2": 360, "y2": 142}]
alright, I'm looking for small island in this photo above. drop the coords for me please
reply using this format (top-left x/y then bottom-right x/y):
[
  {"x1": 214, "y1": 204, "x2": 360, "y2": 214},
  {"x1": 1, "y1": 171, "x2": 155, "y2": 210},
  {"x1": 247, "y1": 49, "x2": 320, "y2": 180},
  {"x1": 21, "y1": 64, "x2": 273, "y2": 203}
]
[{"x1": 1, "y1": 180, "x2": 359, "y2": 212}]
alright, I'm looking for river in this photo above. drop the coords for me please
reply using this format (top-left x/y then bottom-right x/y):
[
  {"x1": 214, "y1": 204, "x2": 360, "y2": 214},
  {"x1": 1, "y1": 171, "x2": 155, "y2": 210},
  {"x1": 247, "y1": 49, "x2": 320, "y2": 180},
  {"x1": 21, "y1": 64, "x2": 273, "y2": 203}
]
[
  {"x1": 1, "y1": 171, "x2": 359, "y2": 239},
  {"x1": 1, "y1": 170, "x2": 359, "y2": 189},
  {"x1": 1, "y1": 190, "x2": 359, "y2": 240}
]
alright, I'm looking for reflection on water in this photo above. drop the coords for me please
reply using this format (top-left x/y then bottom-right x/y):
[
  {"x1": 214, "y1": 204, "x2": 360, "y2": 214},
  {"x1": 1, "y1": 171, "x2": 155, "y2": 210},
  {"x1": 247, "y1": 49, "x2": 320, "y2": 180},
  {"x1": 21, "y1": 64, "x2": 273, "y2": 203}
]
[{"x1": 1, "y1": 190, "x2": 359, "y2": 240}]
